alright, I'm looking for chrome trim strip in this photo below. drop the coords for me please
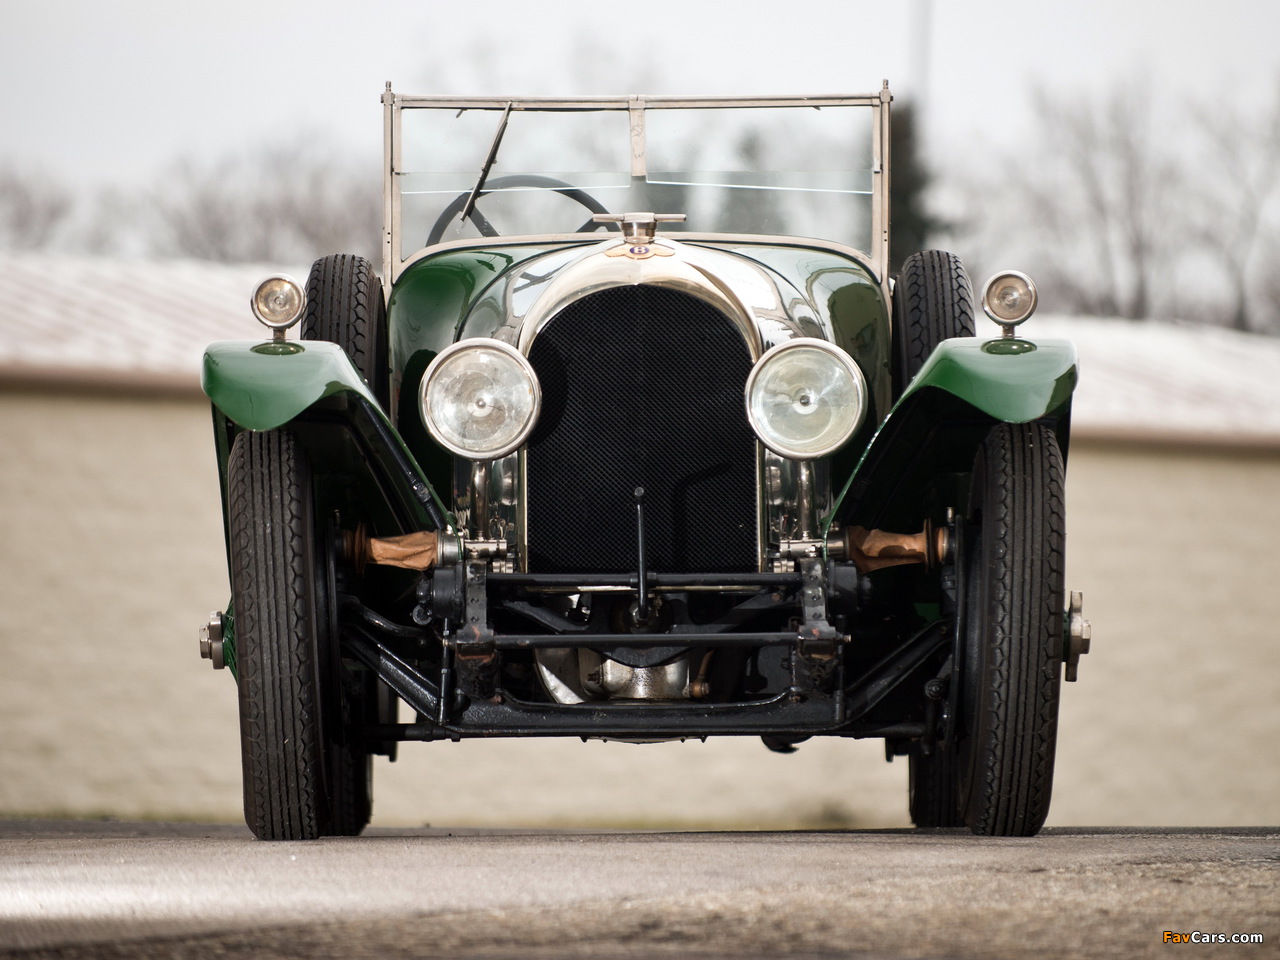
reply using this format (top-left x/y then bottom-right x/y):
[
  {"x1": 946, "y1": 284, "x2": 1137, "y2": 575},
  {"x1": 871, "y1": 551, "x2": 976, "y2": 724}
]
[
  {"x1": 382, "y1": 82, "x2": 396, "y2": 290},
  {"x1": 395, "y1": 233, "x2": 883, "y2": 283},
  {"x1": 871, "y1": 81, "x2": 892, "y2": 283},
  {"x1": 390, "y1": 95, "x2": 886, "y2": 110},
  {"x1": 514, "y1": 242, "x2": 766, "y2": 361},
  {"x1": 628, "y1": 95, "x2": 646, "y2": 178}
]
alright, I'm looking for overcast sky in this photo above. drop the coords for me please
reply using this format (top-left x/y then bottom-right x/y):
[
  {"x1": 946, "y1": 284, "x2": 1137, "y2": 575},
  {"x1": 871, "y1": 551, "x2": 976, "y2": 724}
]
[{"x1": 2, "y1": 0, "x2": 1279, "y2": 188}]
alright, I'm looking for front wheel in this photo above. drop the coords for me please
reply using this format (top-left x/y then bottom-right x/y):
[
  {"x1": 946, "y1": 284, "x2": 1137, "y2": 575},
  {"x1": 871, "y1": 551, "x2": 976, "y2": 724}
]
[
  {"x1": 302, "y1": 254, "x2": 388, "y2": 409},
  {"x1": 228, "y1": 429, "x2": 371, "y2": 840},
  {"x1": 957, "y1": 422, "x2": 1066, "y2": 836},
  {"x1": 908, "y1": 741, "x2": 964, "y2": 828},
  {"x1": 892, "y1": 250, "x2": 976, "y2": 397}
]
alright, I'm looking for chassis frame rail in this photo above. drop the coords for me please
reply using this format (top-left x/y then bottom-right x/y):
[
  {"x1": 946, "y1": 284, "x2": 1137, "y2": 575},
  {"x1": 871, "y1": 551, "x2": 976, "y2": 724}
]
[{"x1": 342, "y1": 614, "x2": 947, "y2": 741}]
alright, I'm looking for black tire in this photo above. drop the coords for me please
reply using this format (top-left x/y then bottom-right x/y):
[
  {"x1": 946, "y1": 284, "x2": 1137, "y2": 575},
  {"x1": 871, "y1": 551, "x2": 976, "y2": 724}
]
[
  {"x1": 957, "y1": 422, "x2": 1065, "y2": 836},
  {"x1": 908, "y1": 742, "x2": 964, "y2": 828},
  {"x1": 318, "y1": 514, "x2": 373, "y2": 838},
  {"x1": 893, "y1": 250, "x2": 976, "y2": 396},
  {"x1": 302, "y1": 254, "x2": 388, "y2": 409},
  {"x1": 302, "y1": 253, "x2": 399, "y2": 770},
  {"x1": 327, "y1": 740, "x2": 372, "y2": 837},
  {"x1": 228, "y1": 429, "x2": 371, "y2": 840}
]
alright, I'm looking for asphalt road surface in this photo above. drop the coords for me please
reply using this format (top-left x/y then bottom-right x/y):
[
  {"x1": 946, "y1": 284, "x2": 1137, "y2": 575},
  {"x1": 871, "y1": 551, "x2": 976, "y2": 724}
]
[{"x1": 0, "y1": 821, "x2": 1276, "y2": 959}]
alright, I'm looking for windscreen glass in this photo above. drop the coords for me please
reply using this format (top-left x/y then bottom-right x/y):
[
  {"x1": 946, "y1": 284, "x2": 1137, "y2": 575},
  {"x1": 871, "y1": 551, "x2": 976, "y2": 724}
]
[{"x1": 396, "y1": 101, "x2": 875, "y2": 259}]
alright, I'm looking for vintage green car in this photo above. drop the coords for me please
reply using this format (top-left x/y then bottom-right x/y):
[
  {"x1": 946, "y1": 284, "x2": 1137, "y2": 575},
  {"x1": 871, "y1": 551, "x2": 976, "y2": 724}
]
[{"x1": 198, "y1": 84, "x2": 1090, "y2": 840}]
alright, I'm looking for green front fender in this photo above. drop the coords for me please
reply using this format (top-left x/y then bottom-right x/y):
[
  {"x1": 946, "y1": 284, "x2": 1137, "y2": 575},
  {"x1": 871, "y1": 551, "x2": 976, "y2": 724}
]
[
  {"x1": 202, "y1": 338, "x2": 452, "y2": 539},
  {"x1": 902, "y1": 336, "x2": 1078, "y2": 422},
  {"x1": 202, "y1": 339, "x2": 378, "y2": 431},
  {"x1": 829, "y1": 336, "x2": 1078, "y2": 531}
]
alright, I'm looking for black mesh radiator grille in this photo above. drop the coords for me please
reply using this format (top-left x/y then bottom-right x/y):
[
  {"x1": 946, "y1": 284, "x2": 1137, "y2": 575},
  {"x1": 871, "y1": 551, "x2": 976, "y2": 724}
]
[{"x1": 526, "y1": 285, "x2": 758, "y2": 574}]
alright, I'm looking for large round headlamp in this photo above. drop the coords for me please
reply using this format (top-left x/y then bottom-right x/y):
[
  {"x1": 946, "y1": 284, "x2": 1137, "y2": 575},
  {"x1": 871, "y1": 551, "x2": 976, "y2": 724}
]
[
  {"x1": 745, "y1": 338, "x2": 868, "y2": 460},
  {"x1": 419, "y1": 339, "x2": 541, "y2": 460}
]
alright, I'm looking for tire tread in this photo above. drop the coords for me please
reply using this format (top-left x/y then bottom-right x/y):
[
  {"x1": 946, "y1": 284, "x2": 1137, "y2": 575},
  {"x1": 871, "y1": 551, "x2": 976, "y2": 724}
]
[
  {"x1": 967, "y1": 423, "x2": 1064, "y2": 836},
  {"x1": 229, "y1": 430, "x2": 326, "y2": 841},
  {"x1": 302, "y1": 254, "x2": 388, "y2": 407},
  {"x1": 895, "y1": 250, "x2": 976, "y2": 393}
]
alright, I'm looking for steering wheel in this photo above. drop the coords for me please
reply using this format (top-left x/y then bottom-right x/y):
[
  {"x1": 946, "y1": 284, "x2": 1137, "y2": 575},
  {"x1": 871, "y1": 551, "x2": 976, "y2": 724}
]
[{"x1": 426, "y1": 174, "x2": 612, "y2": 246}]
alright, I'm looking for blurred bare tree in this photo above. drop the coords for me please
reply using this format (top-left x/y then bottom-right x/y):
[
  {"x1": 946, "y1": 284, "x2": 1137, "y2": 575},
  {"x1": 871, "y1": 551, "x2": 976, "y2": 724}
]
[
  {"x1": 995, "y1": 81, "x2": 1184, "y2": 319},
  {"x1": 1185, "y1": 83, "x2": 1280, "y2": 332},
  {"x1": 145, "y1": 143, "x2": 380, "y2": 264},
  {"x1": 888, "y1": 103, "x2": 940, "y2": 274},
  {"x1": 0, "y1": 164, "x2": 73, "y2": 249},
  {"x1": 0, "y1": 143, "x2": 380, "y2": 266},
  {"x1": 8, "y1": 69, "x2": 1280, "y2": 335},
  {"x1": 943, "y1": 78, "x2": 1280, "y2": 333}
]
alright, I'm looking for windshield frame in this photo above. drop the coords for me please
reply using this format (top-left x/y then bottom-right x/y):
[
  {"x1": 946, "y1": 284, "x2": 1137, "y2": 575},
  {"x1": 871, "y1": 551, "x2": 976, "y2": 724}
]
[{"x1": 381, "y1": 87, "x2": 893, "y2": 285}]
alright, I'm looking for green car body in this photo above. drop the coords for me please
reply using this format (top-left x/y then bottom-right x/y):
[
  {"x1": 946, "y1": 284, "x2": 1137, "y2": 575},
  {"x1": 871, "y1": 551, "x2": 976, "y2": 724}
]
[
  {"x1": 199, "y1": 88, "x2": 1086, "y2": 841},
  {"x1": 204, "y1": 244, "x2": 1076, "y2": 531}
]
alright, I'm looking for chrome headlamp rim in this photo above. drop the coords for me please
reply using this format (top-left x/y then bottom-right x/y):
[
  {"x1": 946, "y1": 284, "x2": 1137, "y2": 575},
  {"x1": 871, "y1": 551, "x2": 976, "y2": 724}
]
[
  {"x1": 981, "y1": 270, "x2": 1038, "y2": 329},
  {"x1": 419, "y1": 337, "x2": 542, "y2": 461},
  {"x1": 250, "y1": 274, "x2": 306, "y2": 333},
  {"x1": 744, "y1": 337, "x2": 868, "y2": 461}
]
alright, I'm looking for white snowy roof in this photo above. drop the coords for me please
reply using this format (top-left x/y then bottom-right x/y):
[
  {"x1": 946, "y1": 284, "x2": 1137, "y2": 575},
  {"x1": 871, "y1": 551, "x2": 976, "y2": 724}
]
[
  {"x1": 2, "y1": 254, "x2": 1279, "y2": 447},
  {"x1": 0, "y1": 253, "x2": 294, "y2": 393},
  {"x1": 1009, "y1": 315, "x2": 1280, "y2": 448}
]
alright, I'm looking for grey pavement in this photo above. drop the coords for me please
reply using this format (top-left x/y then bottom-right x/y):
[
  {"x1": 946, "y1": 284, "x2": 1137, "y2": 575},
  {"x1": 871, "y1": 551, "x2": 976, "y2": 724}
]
[{"x1": 0, "y1": 821, "x2": 1276, "y2": 958}]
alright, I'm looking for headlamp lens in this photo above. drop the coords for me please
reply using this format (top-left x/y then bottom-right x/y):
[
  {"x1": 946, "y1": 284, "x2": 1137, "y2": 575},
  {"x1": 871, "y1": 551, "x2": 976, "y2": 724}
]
[
  {"x1": 420, "y1": 340, "x2": 540, "y2": 459},
  {"x1": 251, "y1": 275, "x2": 305, "y2": 330},
  {"x1": 982, "y1": 271, "x2": 1038, "y2": 325},
  {"x1": 746, "y1": 339, "x2": 867, "y2": 459}
]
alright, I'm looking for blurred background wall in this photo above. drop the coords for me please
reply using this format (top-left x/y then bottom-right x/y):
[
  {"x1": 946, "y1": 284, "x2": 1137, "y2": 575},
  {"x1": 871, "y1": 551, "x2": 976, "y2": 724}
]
[{"x1": 2, "y1": 0, "x2": 1279, "y2": 829}]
